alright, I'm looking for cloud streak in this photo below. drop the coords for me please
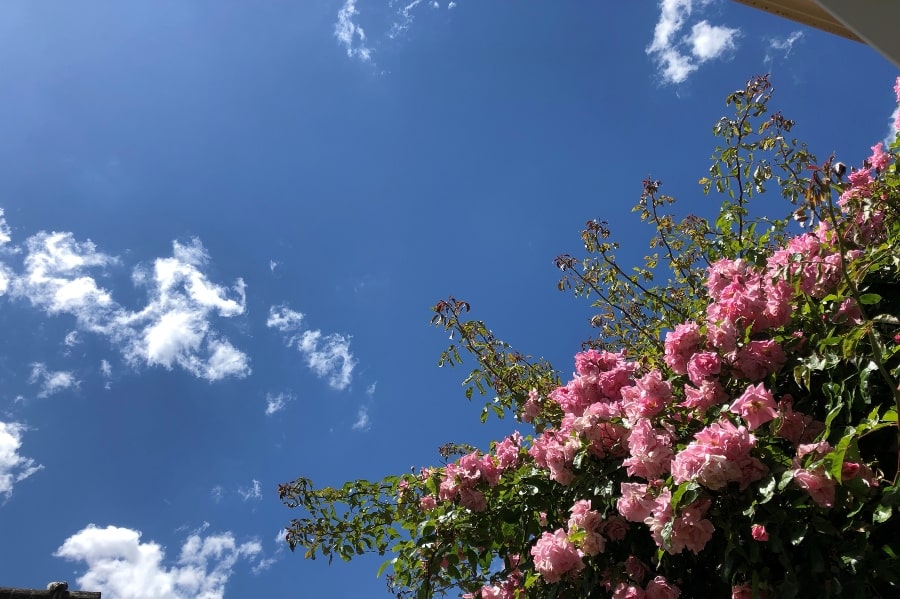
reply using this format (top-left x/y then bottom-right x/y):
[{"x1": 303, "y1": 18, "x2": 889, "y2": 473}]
[
  {"x1": 55, "y1": 524, "x2": 261, "y2": 599},
  {"x1": 647, "y1": 0, "x2": 739, "y2": 84}
]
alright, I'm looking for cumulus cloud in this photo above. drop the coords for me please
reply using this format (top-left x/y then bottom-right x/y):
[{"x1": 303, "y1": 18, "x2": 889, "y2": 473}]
[
  {"x1": 238, "y1": 479, "x2": 262, "y2": 502},
  {"x1": 264, "y1": 391, "x2": 294, "y2": 416},
  {"x1": 335, "y1": 0, "x2": 372, "y2": 62},
  {"x1": 55, "y1": 524, "x2": 261, "y2": 599},
  {"x1": 29, "y1": 363, "x2": 78, "y2": 398},
  {"x1": 647, "y1": 0, "x2": 740, "y2": 84},
  {"x1": 14, "y1": 231, "x2": 118, "y2": 327},
  {"x1": 688, "y1": 20, "x2": 738, "y2": 61},
  {"x1": 8, "y1": 225, "x2": 250, "y2": 383},
  {"x1": 267, "y1": 304, "x2": 356, "y2": 391},
  {"x1": 0, "y1": 421, "x2": 43, "y2": 499}
]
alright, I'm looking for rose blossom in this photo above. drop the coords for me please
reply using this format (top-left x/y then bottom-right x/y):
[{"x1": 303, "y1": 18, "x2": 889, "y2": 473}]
[
  {"x1": 751, "y1": 524, "x2": 768, "y2": 541},
  {"x1": 613, "y1": 583, "x2": 646, "y2": 599},
  {"x1": 687, "y1": 351, "x2": 721, "y2": 386},
  {"x1": 645, "y1": 576, "x2": 681, "y2": 599},
  {"x1": 729, "y1": 383, "x2": 778, "y2": 430},
  {"x1": 530, "y1": 529, "x2": 584, "y2": 583},
  {"x1": 793, "y1": 468, "x2": 835, "y2": 508}
]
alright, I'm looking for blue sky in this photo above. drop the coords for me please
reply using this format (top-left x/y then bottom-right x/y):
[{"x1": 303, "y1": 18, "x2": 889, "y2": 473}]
[{"x1": 0, "y1": 1, "x2": 897, "y2": 597}]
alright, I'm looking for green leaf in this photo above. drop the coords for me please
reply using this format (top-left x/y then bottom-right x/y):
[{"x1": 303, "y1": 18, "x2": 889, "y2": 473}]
[
  {"x1": 858, "y1": 293, "x2": 882, "y2": 305},
  {"x1": 873, "y1": 504, "x2": 893, "y2": 524}
]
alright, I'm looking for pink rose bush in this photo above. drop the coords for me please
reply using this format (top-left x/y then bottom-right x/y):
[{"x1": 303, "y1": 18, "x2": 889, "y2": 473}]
[{"x1": 281, "y1": 77, "x2": 900, "y2": 598}]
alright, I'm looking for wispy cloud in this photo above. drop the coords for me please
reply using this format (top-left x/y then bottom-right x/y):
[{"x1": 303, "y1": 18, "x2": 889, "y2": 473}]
[
  {"x1": 29, "y1": 363, "x2": 78, "y2": 398},
  {"x1": 266, "y1": 305, "x2": 304, "y2": 334},
  {"x1": 55, "y1": 524, "x2": 261, "y2": 599},
  {"x1": 0, "y1": 421, "x2": 43, "y2": 500},
  {"x1": 211, "y1": 485, "x2": 224, "y2": 503},
  {"x1": 297, "y1": 330, "x2": 356, "y2": 390},
  {"x1": 238, "y1": 479, "x2": 262, "y2": 502},
  {"x1": 4, "y1": 217, "x2": 251, "y2": 383},
  {"x1": 335, "y1": 0, "x2": 372, "y2": 62},
  {"x1": 0, "y1": 209, "x2": 13, "y2": 296},
  {"x1": 389, "y1": 0, "x2": 426, "y2": 39},
  {"x1": 647, "y1": 0, "x2": 739, "y2": 84},
  {"x1": 337, "y1": 0, "x2": 459, "y2": 63},
  {"x1": 366, "y1": 382, "x2": 377, "y2": 397},
  {"x1": 352, "y1": 404, "x2": 371, "y2": 431},
  {"x1": 64, "y1": 330, "x2": 80, "y2": 347},
  {"x1": 267, "y1": 304, "x2": 356, "y2": 391},
  {"x1": 264, "y1": 391, "x2": 294, "y2": 416}
]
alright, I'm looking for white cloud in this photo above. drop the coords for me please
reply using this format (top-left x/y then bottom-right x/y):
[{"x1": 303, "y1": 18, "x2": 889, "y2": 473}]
[
  {"x1": 64, "y1": 330, "x2": 80, "y2": 347},
  {"x1": 266, "y1": 305, "x2": 303, "y2": 333},
  {"x1": 55, "y1": 524, "x2": 261, "y2": 599},
  {"x1": 8, "y1": 226, "x2": 250, "y2": 383},
  {"x1": 0, "y1": 209, "x2": 12, "y2": 296},
  {"x1": 767, "y1": 30, "x2": 803, "y2": 59},
  {"x1": 888, "y1": 107, "x2": 900, "y2": 146},
  {"x1": 268, "y1": 304, "x2": 357, "y2": 390},
  {"x1": 251, "y1": 557, "x2": 277, "y2": 575},
  {"x1": 335, "y1": 0, "x2": 372, "y2": 62},
  {"x1": 268, "y1": 260, "x2": 278, "y2": 272},
  {"x1": 448, "y1": 1, "x2": 456, "y2": 8},
  {"x1": 366, "y1": 382, "x2": 377, "y2": 397},
  {"x1": 14, "y1": 231, "x2": 117, "y2": 328},
  {"x1": 389, "y1": 0, "x2": 425, "y2": 39},
  {"x1": 297, "y1": 330, "x2": 356, "y2": 390},
  {"x1": 688, "y1": 20, "x2": 738, "y2": 61},
  {"x1": 100, "y1": 359, "x2": 112, "y2": 378},
  {"x1": 264, "y1": 391, "x2": 294, "y2": 416},
  {"x1": 0, "y1": 421, "x2": 43, "y2": 499},
  {"x1": 112, "y1": 239, "x2": 252, "y2": 381},
  {"x1": 0, "y1": 208, "x2": 11, "y2": 247},
  {"x1": 210, "y1": 485, "x2": 224, "y2": 503},
  {"x1": 29, "y1": 362, "x2": 78, "y2": 398},
  {"x1": 352, "y1": 404, "x2": 370, "y2": 431},
  {"x1": 238, "y1": 479, "x2": 262, "y2": 502},
  {"x1": 647, "y1": 0, "x2": 739, "y2": 85}
]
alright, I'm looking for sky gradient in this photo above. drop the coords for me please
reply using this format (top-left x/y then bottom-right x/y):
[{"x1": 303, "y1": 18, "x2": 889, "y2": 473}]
[{"x1": 1, "y1": 1, "x2": 898, "y2": 597}]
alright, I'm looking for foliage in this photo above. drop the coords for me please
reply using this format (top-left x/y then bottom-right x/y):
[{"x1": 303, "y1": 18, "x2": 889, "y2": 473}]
[{"x1": 279, "y1": 76, "x2": 900, "y2": 598}]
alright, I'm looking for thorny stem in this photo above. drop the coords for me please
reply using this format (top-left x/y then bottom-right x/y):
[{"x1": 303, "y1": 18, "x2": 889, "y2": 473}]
[{"x1": 565, "y1": 265, "x2": 665, "y2": 354}]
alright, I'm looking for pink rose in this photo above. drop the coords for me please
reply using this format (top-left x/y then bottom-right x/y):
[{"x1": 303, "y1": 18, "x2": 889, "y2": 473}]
[
  {"x1": 729, "y1": 383, "x2": 778, "y2": 430},
  {"x1": 687, "y1": 351, "x2": 721, "y2": 385},
  {"x1": 794, "y1": 468, "x2": 835, "y2": 508},
  {"x1": 645, "y1": 576, "x2": 681, "y2": 599},
  {"x1": 530, "y1": 529, "x2": 584, "y2": 583},
  {"x1": 751, "y1": 524, "x2": 768, "y2": 541},
  {"x1": 613, "y1": 583, "x2": 646, "y2": 599}
]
